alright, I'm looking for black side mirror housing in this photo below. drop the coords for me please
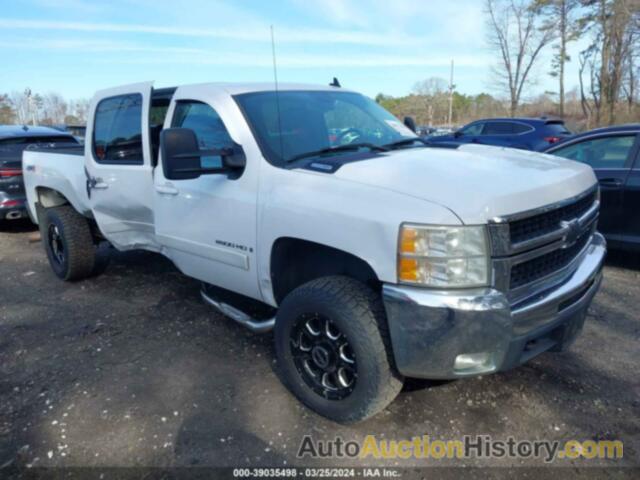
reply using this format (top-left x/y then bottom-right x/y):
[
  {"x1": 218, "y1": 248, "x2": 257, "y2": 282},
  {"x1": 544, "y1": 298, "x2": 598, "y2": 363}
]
[
  {"x1": 453, "y1": 130, "x2": 463, "y2": 138},
  {"x1": 403, "y1": 116, "x2": 417, "y2": 133},
  {"x1": 160, "y1": 128, "x2": 246, "y2": 181}
]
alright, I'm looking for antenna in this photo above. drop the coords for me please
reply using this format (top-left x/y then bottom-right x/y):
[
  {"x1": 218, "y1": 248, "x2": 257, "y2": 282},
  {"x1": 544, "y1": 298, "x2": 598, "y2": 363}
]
[
  {"x1": 271, "y1": 25, "x2": 285, "y2": 162},
  {"x1": 447, "y1": 59, "x2": 455, "y2": 128}
]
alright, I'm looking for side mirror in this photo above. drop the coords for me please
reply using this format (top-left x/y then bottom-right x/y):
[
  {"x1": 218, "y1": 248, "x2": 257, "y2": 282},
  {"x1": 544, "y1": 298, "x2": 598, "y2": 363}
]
[
  {"x1": 160, "y1": 128, "x2": 245, "y2": 181},
  {"x1": 403, "y1": 116, "x2": 417, "y2": 133},
  {"x1": 453, "y1": 130, "x2": 463, "y2": 138}
]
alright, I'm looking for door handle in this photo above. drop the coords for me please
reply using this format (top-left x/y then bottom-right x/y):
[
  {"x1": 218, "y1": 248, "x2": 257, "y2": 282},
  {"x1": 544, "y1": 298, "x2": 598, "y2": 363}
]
[
  {"x1": 92, "y1": 181, "x2": 109, "y2": 190},
  {"x1": 155, "y1": 184, "x2": 179, "y2": 196},
  {"x1": 599, "y1": 178, "x2": 623, "y2": 188}
]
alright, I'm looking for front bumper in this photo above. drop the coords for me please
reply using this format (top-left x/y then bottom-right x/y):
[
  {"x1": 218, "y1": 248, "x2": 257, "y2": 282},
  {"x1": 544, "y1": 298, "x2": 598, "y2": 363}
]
[{"x1": 382, "y1": 233, "x2": 606, "y2": 379}]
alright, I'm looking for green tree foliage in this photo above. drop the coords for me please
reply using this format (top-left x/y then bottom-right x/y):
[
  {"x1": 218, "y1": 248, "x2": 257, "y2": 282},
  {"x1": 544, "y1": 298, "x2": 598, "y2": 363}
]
[{"x1": 0, "y1": 94, "x2": 16, "y2": 124}]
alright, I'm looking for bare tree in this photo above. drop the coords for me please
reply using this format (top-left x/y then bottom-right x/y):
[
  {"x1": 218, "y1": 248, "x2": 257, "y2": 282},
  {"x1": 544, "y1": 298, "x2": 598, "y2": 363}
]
[
  {"x1": 41, "y1": 93, "x2": 68, "y2": 125},
  {"x1": 578, "y1": 49, "x2": 595, "y2": 125},
  {"x1": 9, "y1": 91, "x2": 31, "y2": 125},
  {"x1": 580, "y1": 0, "x2": 639, "y2": 124},
  {"x1": 412, "y1": 77, "x2": 449, "y2": 125},
  {"x1": 0, "y1": 94, "x2": 16, "y2": 124},
  {"x1": 68, "y1": 98, "x2": 90, "y2": 123},
  {"x1": 537, "y1": 0, "x2": 581, "y2": 117},
  {"x1": 485, "y1": 0, "x2": 556, "y2": 116}
]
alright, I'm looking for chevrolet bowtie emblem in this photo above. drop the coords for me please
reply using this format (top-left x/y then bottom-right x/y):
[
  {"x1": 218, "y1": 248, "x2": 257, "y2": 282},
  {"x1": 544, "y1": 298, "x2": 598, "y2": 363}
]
[{"x1": 560, "y1": 219, "x2": 581, "y2": 246}]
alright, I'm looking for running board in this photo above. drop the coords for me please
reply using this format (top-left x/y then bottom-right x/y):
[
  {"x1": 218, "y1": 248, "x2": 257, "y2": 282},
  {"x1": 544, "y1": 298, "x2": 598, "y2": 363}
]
[{"x1": 200, "y1": 290, "x2": 276, "y2": 333}]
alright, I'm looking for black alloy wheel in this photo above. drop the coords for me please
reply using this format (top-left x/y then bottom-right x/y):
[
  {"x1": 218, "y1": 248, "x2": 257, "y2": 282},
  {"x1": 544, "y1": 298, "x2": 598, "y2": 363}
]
[{"x1": 290, "y1": 313, "x2": 357, "y2": 400}]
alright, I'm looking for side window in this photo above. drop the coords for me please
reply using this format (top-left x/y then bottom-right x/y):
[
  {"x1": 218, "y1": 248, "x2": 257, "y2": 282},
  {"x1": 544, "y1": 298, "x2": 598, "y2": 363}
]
[
  {"x1": 482, "y1": 121, "x2": 514, "y2": 135},
  {"x1": 93, "y1": 94, "x2": 143, "y2": 164},
  {"x1": 512, "y1": 123, "x2": 532, "y2": 134},
  {"x1": 460, "y1": 123, "x2": 483, "y2": 136},
  {"x1": 172, "y1": 101, "x2": 233, "y2": 168},
  {"x1": 551, "y1": 135, "x2": 636, "y2": 169}
]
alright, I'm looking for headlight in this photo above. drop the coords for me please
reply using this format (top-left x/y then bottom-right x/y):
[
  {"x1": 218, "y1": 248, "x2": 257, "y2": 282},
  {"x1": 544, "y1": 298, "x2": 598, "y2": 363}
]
[{"x1": 398, "y1": 224, "x2": 490, "y2": 287}]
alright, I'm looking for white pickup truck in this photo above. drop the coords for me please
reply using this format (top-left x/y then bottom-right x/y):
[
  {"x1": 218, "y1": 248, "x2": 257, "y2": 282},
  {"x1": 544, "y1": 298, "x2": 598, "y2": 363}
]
[{"x1": 23, "y1": 81, "x2": 605, "y2": 422}]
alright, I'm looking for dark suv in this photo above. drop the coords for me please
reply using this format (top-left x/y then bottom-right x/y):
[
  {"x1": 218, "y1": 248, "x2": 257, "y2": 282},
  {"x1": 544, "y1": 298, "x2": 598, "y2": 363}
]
[
  {"x1": 0, "y1": 126, "x2": 78, "y2": 223},
  {"x1": 428, "y1": 117, "x2": 573, "y2": 151}
]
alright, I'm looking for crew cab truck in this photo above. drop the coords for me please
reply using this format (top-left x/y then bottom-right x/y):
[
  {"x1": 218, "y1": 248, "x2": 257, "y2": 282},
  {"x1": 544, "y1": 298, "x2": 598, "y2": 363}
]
[{"x1": 23, "y1": 82, "x2": 606, "y2": 423}]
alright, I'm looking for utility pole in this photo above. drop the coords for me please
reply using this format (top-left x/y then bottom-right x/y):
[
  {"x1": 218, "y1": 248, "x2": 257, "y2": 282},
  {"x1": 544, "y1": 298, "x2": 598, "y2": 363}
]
[
  {"x1": 447, "y1": 60, "x2": 455, "y2": 128},
  {"x1": 25, "y1": 88, "x2": 37, "y2": 126}
]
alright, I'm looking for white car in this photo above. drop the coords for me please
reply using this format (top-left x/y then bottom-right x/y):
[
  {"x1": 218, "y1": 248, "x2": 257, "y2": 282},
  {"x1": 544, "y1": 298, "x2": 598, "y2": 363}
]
[{"x1": 22, "y1": 81, "x2": 605, "y2": 422}]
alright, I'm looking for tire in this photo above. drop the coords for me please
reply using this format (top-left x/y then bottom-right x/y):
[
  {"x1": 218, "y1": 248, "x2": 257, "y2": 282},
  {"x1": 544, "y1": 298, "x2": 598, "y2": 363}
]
[
  {"x1": 41, "y1": 206, "x2": 100, "y2": 281},
  {"x1": 274, "y1": 276, "x2": 404, "y2": 423}
]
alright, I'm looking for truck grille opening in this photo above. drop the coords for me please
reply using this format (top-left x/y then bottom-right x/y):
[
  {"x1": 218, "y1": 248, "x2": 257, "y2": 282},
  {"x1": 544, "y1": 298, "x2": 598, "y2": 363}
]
[
  {"x1": 509, "y1": 191, "x2": 596, "y2": 244},
  {"x1": 510, "y1": 232, "x2": 591, "y2": 289}
]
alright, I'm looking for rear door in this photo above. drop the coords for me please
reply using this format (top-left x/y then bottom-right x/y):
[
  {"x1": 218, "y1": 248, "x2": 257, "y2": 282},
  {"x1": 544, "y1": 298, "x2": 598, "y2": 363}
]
[
  {"x1": 85, "y1": 82, "x2": 160, "y2": 250},
  {"x1": 548, "y1": 132, "x2": 639, "y2": 237}
]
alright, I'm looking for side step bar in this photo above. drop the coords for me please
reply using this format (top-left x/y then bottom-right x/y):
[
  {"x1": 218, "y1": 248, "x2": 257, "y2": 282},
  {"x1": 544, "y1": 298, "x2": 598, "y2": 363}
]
[{"x1": 200, "y1": 290, "x2": 276, "y2": 333}]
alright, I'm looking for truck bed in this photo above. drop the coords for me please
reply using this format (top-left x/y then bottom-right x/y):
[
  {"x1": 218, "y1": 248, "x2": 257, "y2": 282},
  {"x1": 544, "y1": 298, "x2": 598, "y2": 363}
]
[{"x1": 22, "y1": 147, "x2": 91, "y2": 222}]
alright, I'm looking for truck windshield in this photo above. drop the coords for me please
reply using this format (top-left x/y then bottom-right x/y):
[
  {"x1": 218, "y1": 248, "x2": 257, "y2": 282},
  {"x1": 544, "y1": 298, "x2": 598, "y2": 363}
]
[{"x1": 234, "y1": 90, "x2": 416, "y2": 165}]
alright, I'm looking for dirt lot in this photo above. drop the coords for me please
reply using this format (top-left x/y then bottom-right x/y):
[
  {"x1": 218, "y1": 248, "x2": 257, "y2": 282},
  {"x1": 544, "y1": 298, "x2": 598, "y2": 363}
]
[{"x1": 0, "y1": 219, "x2": 638, "y2": 477}]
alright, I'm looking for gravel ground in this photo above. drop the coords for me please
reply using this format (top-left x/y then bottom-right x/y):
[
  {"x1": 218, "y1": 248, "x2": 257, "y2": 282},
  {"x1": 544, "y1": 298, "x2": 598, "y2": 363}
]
[{"x1": 0, "y1": 219, "x2": 638, "y2": 477}]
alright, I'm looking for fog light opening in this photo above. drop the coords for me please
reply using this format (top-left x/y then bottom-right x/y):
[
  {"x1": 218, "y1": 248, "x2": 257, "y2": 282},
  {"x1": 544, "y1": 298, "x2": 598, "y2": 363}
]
[{"x1": 454, "y1": 352, "x2": 496, "y2": 375}]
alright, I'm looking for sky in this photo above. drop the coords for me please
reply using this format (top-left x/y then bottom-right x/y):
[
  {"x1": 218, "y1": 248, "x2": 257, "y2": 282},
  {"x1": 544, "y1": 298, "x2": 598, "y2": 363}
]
[{"x1": 0, "y1": 0, "x2": 588, "y2": 101}]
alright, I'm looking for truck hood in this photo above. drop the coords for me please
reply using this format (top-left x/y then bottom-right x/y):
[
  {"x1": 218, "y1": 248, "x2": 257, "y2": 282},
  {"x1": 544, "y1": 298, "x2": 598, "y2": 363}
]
[{"x1": 332, "y1": 144, "x2": 597, "y2": 224}]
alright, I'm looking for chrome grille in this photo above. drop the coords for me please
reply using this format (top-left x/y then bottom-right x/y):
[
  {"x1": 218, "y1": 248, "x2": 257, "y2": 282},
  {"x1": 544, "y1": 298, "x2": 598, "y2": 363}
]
[
  {"x1": 509, "y1": 190, "x2": 597, "y2": 245},
  {"x1": 509, "y1": 231, "x2": 591, "y2": 289},
  {"x1": 489, "y1": 186, "x2": 599, "y2": 300}
]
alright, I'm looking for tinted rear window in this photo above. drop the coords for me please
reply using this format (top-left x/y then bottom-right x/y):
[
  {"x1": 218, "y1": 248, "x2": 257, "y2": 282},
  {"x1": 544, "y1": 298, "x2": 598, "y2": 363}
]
[
  {"x1": 0, "y1": 136, "x2": 78, "y2": 163},
  {"x1": 512, "y1": 123, "x2": 533, "y2": 134},
  {"x1": 545, "y1": 122, "x2": 571, "y2": 135},
  {"x1": 0, "y1": 136, "x2": 77, "y2": 146},
  {"x1": 482, "y1": 122, "x2": 514, "y2": 134}
]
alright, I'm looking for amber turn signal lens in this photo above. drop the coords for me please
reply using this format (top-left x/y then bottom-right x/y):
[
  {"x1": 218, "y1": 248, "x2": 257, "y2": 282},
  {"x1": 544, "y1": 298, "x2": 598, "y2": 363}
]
[
  {"x1": 399, "y1": 257, "x2": 418, "y2": 282},
  {"x1": 400, "y1": 227, "x2": 417, "y2": 253}
]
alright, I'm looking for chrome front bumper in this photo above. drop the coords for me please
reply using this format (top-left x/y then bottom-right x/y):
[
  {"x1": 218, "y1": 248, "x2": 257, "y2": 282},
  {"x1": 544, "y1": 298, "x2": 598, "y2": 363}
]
[{"x1": 382, "y1": 233, "x2": 606, "y2": 379}]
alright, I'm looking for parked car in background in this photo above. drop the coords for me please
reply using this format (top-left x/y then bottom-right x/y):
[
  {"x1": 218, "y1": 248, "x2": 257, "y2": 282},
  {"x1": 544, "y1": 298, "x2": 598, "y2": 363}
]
[
  {"x1": 545, "y1": 124, "x2": 640, "y2": 251},
  {"x1": 418, "y1": 126, "x2": 453, "y2": 137},
  {"x1": 416, "y1": 125, "x2": 437, "y2": 137},
  {"x1": 52, "y1": 124, "x2": 87, "y2": 143},
  {"x1": 428, "y1": 117, "x2": 573, "y2": 151},
  {"x1": 0, "y1": 125, "x2": 78, "y2": 223}
]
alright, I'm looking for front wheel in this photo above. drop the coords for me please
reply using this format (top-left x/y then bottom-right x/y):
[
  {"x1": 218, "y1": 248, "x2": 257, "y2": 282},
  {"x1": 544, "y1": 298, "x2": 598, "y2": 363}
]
[{"x1": 274, "y1": 276, "x2": 403, "y2": 423}]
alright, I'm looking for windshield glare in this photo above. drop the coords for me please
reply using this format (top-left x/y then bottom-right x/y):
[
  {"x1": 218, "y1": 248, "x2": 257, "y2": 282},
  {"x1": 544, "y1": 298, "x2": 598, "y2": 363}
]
[{"x1": 235, "y1": 91, "x2": 416, "y2": 164}]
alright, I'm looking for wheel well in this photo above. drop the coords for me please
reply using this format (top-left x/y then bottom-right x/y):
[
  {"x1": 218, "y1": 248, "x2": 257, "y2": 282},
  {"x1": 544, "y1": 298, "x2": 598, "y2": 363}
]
[
  {"x1": 35, "y1": 187, "x2": 103, "y2": 241},
  {"x1": 270, "y1": 237, "x2": 380, "y2": 304},
  {"x1": 36, "y1": 187, "x2": 70, "y2": 208}
]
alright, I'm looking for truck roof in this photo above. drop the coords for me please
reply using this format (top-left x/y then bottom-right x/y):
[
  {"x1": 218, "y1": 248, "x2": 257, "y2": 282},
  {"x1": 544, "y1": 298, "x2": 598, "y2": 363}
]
[
  {"x1": 159, "y1": 82, "x2": 351, "y2": 96},
  {"x1": 224, "y1": 82, "x2": 350, "y2": 95},
  {"x1": 0, "y1": 125, "x2": 76, "y2": 139}
]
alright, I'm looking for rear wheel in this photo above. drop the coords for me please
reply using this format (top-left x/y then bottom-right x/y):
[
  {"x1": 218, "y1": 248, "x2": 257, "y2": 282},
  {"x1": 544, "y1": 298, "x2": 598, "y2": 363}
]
[
  {"x1": 274, "y1": 276, "x2": 403, "y2": 423},
  {"x1": 41, "y1": 206, "x2": 105, "y2": 281}
]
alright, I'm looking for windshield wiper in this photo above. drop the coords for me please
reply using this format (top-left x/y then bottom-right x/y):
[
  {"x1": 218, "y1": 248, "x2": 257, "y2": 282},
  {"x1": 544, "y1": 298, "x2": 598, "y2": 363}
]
[
  {"x1": 382, "y1": 138, "x2": 429, "y2": 149},
  {"x1": 285, "y1": 143, "x2": 389, "y2": 163}
]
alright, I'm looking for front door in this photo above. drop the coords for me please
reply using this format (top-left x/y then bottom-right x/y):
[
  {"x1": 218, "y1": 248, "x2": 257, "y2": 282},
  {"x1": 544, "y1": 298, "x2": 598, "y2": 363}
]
[
  {"x1": 153, "y1": 91, "x2": 260, "y2": 300},
  {"x1": 621, "y1": 139, "x2": 640, "y2": 245},
  {"x1": 85, "y1": 82, "x2": 159, "y2": 250},
  {"x1": 549, "y1": 132, "x2": 639, "y2": 236}
]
